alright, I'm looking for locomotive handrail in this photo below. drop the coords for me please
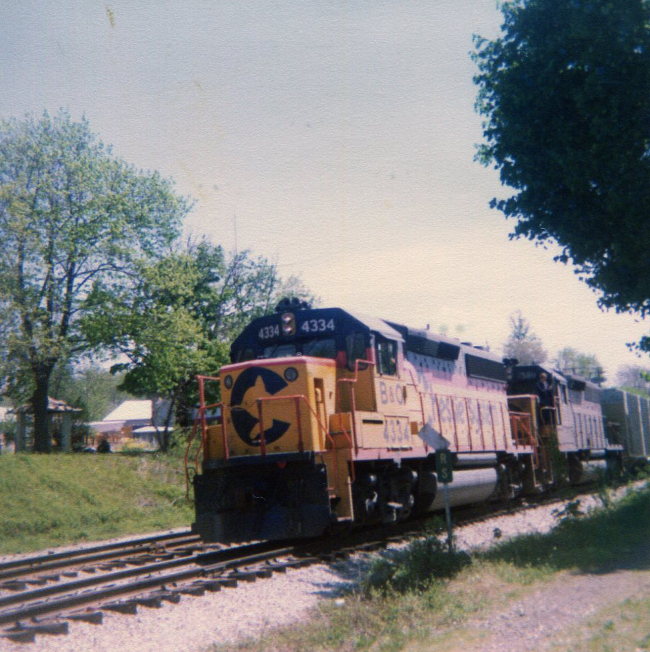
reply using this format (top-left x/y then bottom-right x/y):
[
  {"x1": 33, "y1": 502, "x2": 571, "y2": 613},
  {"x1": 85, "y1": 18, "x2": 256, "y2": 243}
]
[
  {"x1": 193, "y1": 401, "x2": 227, "y2": 462},
  {"x1": 255, "y1": 393, "x2": 341, "y2": 454},
  {"x1": 185, "y1": 409, "x2": 212, "y2": 499},
  {"x1": 507, "y1": 410, "x2": 543, "y2": 471},
  {"x1": 337, "y1": 359, "x2": 375, "y2": 454},
  {"x1": 255, "y1": 392, "x2": 350, "y2": 487},
  {"x1": 509, "y1": 411, "x2": 535, "y2": 446},
  {"x1": 185, "y1": 375, "x2": 222, "y2": 498}
]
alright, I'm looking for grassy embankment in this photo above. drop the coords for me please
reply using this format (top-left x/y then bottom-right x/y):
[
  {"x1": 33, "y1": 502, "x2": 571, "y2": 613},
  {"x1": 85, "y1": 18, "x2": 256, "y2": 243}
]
[
  {"x1": 213, "y1": 481, "x2": 650, "y2": 652},
  {"x1": 0, "y1": 452, "x2": 194, "y2": 554}
]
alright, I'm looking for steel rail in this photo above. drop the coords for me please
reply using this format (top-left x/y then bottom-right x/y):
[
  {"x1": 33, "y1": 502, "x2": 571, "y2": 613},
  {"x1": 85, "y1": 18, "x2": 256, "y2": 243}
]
[
  {"x1": 0, "y1": 535, "x2": 201, "y2": 583},
  {"x1": 0, "y1": 540, "x2": 297, "y2": 626},
  {"x1": 0, "y1": 529, "x2": 197, "y2": 574},
  {"x1": 0, "y1": 544, "x2": 300, "y2": 627}
]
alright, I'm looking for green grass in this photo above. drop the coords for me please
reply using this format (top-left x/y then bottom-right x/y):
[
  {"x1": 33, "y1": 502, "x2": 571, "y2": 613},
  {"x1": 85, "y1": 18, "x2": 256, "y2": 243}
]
[
  {"x1": 209, "y1": 482, "x2": 650, "y2": 652},
  {"x1": 480, "y1": 485, "x2": 650, "y2": 573},
  {"x1": 0, "y1": 453, "x2": 194, "y2": 554}
]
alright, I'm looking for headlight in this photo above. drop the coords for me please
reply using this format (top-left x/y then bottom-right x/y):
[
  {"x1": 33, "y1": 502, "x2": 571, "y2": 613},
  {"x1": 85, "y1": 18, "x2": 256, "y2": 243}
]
[
  {"x1": 284, "y1": 367, "x2": 298, "y2": 382},
  {"x1": 281, "y1": 312, "x2": 296, "y2": 335},
  {"x1": 224, "y1": 375, "x2": 233, "y2": 389}
]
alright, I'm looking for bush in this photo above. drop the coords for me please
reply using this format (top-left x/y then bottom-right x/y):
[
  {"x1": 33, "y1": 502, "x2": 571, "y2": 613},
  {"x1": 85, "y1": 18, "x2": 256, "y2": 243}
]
[{"x1": 363, "y1": 537, "x2": 471, "y2": 595}]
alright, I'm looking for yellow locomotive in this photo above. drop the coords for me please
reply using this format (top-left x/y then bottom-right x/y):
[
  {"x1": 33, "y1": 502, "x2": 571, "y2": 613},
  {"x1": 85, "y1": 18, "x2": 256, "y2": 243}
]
[{"x1": 189, "y1": 299, "x2": 621, "y2": 543}]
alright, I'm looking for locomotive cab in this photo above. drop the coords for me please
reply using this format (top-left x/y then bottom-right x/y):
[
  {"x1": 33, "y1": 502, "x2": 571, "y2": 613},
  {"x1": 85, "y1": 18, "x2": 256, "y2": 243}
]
[
  {"x1": 507, "y1": 364, "x2": 561, "y2": 428},
  {"x1": 507, "y1": 364, "x2": 620, "y2": 485}
]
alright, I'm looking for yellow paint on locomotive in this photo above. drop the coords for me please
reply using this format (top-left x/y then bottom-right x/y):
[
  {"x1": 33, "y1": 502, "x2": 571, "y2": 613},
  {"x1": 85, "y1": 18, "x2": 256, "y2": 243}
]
[
  {"x1": 205, "y1": 357, "x2": 338, "y2": 460},
  {"x1": 337, "y1": 364, "x2": 376, "y2": 413}
]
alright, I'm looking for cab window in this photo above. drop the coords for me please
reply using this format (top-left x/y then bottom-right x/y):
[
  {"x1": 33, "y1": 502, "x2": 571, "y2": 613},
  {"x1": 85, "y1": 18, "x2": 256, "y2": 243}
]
[
  {"x1": 303, "y1": 338, "x2": 337, "y2": 358},
  {"x1": 233, "y1": 348, "x2": 255, "y2": 362},
  {"x1": 375, "y1": 338, "x2": 397, "y2": 376},
  {"x1": 262, "y1": 338, "x2": 337, "y2": 359},
  {"x1": 560, "y1": 384, "x2": 568, "y2": 404},
  {"x1": 346, "y1": 333, "x2": 367, "y2": 370}
]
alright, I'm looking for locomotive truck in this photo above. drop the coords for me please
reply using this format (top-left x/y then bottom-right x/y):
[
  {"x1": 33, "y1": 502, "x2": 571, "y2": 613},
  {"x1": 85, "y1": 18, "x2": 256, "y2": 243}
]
[{"x1": 188, "y1": 299, "x2": 623, "y2": 544}]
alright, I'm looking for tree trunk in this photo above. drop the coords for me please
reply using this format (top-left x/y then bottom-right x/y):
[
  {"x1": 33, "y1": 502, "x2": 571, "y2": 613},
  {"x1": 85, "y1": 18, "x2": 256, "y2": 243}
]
[
  {"x1": 31, "y1": 370, "x2": 53, "y2": 453},
  {"x1": 154, "y1": 395, "x2": 176, "y2": 452}
]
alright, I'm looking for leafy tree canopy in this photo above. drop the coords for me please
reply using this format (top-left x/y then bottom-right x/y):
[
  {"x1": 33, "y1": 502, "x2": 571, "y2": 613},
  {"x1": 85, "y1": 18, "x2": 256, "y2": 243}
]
[
  {"x1": 0, "y1": 110, "x2": 190, "y2": 451},
  {"x1": 51, "y1": 363, "x2": 133, "y2": 424},
  {"x1": 474, "y1": 0, "x2": 650, "y2": 350},
  {"x1": 616, "y1": 364, "x2": 650, "y2": 394},
  {"x1": 503, "y1": 311, "x2": 548, "y2": 364},
  {"x1": 553, "y1": 347, "x2": 605, "y2": 385},
  {"x1": 83, "y1": 240, "x2": 317, "y2": 449}
]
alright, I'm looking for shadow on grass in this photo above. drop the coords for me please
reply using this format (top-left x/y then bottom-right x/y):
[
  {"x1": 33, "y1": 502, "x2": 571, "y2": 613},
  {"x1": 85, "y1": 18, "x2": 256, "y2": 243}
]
[{"x1": 479, "y1": 485, "x2": 650, "y2": 575}]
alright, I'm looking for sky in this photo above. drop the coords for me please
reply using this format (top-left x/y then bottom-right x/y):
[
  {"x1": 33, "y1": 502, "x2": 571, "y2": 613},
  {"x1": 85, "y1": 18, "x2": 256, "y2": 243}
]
[{"x1": 1, "y1": 1, "x2": 647, "y2": 383}]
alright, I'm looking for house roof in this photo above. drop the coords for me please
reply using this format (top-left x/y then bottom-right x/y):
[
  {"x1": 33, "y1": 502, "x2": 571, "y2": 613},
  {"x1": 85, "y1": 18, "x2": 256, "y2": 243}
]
[
  {"x1": 12, "y1": 398, "x2": 81, "y2": 414},
  {"x1": 88, "y1": 421, "x2": 124, "y2": 433},
  {"x1": 102, "y1": 400, "x2": 152, "y2": 423}
]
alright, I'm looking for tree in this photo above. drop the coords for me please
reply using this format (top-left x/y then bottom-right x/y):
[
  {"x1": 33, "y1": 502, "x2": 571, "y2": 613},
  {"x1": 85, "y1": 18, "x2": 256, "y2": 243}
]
[
  {"x1": 473, "y1": 0, "x2": 650, "y2": 352},
  {"x1": 52, "y1": 363, "x2": 133, "y2": 423},
  {"x1": 0, "y1": 111, "x2": 189, "y2": 451},
  {"x1": 553, "y1": 347, "x2": 605, "y2": 385},
  {"x1": 503, "y1": 311, "x2": 548, "y2": 364},
  {"x1": 616, "y1": 364, "x2": 650, "y2": 394},
  {"x1": 84, "y1": 241, "x2": 316, "y2": 450}
]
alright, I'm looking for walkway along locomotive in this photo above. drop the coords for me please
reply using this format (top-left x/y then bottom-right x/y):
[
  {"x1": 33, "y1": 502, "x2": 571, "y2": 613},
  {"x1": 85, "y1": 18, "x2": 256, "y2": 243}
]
[{"x1": 188, "y1": 300, "x2": 624, "y2": 544}]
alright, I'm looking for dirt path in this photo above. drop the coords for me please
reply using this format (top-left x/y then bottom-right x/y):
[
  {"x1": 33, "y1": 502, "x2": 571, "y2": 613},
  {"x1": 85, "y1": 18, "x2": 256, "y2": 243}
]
[{"x1": 462, "y1": 543, "x2": 650, "y2": 651}]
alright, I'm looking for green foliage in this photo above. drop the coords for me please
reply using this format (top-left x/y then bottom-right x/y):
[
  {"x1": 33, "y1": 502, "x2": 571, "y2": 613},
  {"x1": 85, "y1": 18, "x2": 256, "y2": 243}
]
[
  {"x1": 503, "y1": 311, "x2": 547, "y2": 364},
  {"x1": 0, "y1": 453, "x2": 193, "y2": 554},
  {"x1": 51, "y1": 363, "x2": 133, "y2": 422},
  {"x1": 482, "y1": 484, "x2": 650, "y2": 572},
  {"x1": 474, "y1": 0, "x2": 650, "y2": 352},
  {"x1": 0, "y1": 110, "x2": 190, "y2": 450},
  {"x1": 83, "y1": 240, "x2": 317, "y2": 446},
  {"x1": 0, "y1": 110, "x2": 317, "y2": 452},
  {"x1": 554, "y1": 347, "x2": 605, "y2": 385},
  {"x1": 0, "y1": 418, "x2": 16, "y2": 442},
  {"x1": 363, "y1": 536, "x2": 471, "y2": 595}
]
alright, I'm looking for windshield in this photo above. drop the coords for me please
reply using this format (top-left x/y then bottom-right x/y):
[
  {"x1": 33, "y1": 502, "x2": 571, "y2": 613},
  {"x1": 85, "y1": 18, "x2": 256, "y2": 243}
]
[{"x1": 261, "y1": 337, "x2": 337, "y2": 359}]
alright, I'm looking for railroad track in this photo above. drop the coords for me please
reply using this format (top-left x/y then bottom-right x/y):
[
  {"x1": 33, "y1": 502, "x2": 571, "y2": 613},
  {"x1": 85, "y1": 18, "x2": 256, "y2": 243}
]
[
  {"x1": 0, "y1": 530, "x2": 201, "y2": 583},
  {"x1": 0, "y1": 486, "x2": 596, "y2": 644},
  {"x1": 0, "y1": 528, "x2": 332, "y2": 644}
]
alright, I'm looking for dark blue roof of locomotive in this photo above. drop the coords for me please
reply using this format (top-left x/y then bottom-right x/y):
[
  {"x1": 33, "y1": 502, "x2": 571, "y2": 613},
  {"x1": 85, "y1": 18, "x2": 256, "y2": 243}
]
[
  {"x1": 229, "y1": 307, "x2": 403, "y2": 360},
  {"x1": 230, "y1": 305, "x2": 504, "y2": 369}
]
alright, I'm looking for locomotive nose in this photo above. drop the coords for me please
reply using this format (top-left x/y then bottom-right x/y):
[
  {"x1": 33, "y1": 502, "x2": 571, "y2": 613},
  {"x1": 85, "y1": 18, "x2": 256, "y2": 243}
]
[
  {"x1": 217, "y1": 358, "x2": 336, "y2": 457},
  {"x1": 240, "y1": 376, "x2": 267, "y2": 411}
]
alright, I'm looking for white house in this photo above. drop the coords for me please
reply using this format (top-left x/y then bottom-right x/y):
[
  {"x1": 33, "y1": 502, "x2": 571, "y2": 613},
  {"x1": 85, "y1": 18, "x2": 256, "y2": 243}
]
[{"x1": 89, "y1": 399, "x2": 172, "y2": 450}]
